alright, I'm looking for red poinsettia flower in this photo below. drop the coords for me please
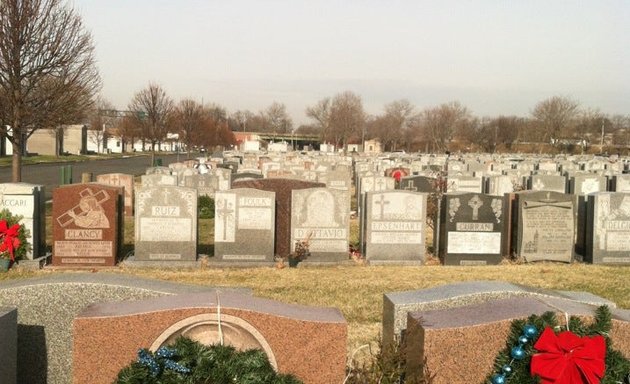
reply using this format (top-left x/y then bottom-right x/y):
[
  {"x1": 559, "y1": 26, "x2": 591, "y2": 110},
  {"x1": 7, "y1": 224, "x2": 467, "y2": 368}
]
[
  {"x1": 0, "y1": 220, "x2": 21, "y2": 262},
  {"x1": 531, "y1": 326, "x2": 606, "y2": 384}
]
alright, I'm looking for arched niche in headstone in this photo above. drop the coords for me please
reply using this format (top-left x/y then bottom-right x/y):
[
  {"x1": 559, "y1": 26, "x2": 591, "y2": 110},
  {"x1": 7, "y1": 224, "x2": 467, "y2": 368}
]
[{"x1": 150, "y1": 313, "x2": 277, "y2": 369}]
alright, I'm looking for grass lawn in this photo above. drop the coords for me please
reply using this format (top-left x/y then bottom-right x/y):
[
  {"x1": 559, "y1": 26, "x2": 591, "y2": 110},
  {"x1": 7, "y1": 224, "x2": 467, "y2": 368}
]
[{"x1": 4, "y1": 215, "x2": 628, "y2": 359}]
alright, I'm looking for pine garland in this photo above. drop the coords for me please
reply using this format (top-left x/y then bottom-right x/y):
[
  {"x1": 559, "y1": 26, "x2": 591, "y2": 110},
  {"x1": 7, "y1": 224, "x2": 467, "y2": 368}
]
[
  {"x1": 115, "y1": 337, "x2": 304, "y2": 384},
  {"x1": 485, "y1": 306, "x2": 630, "y2": 384}
]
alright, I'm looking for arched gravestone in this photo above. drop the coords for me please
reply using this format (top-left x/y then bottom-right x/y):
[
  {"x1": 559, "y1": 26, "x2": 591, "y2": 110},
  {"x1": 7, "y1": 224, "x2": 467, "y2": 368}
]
[{"x1": 73, "y1": 291, "x2": 347, "y2": 384}]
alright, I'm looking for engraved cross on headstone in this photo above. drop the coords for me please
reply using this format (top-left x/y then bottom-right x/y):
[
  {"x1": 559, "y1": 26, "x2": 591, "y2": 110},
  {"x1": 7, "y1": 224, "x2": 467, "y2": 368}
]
[
  {"x1": 216, "y1": 199, "x2": 234, "y2": 241},
  {"x1": 533, "y1": 178, "x2": 545, "y2": 191},
  {"x1": 404, "y1": 180, "x2": 417, "y2": 191},
  {"x1": 375, "y1": 178, "x2": 386, "y2": 191},
  {"x1": 468, "y1": 195, "x2": 484, "y2": 221},
  {"x1": 374, "y1": 194, "x2": 390, "y2": 220},
  {"x1": 162, "y1": 188, "x2": 171, "y2": 204}
]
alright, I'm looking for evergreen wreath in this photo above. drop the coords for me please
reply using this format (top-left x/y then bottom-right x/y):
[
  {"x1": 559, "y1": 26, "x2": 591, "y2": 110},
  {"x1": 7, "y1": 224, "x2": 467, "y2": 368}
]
[
  {"x1": 485, "y1": 306, "x2": 630, "y2": 384},
  {"x1": 116, "y1": 336, "x2": 304, "y2": 384}
]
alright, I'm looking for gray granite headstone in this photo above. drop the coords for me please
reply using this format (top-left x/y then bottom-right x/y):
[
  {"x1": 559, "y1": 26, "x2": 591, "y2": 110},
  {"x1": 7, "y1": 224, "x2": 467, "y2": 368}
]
[
  {"x1": 610, "y1": 174, "x2": 630, "y2": 192},
  {"x1": 0, "y1": 183, "x2": 46, "y2": 260},
  {"x1": 214, "y1": 188, "x2": 275, "y2": 263},
  {"x1": 0, "y1": 307, "x2": 17, "y2": 384},
  {"x1": 363, "y1": 191, "x2": 427, "y2": 264},
  {"x1": 183, "y1": 174, "x2": 218, "y2": 197},
  {"x1": 291, "y1": 187, "x2": 350, "y2": 263},
  {"x1": 585, "y1": 192, "x2": 630, "y2": 265},
  {"x1": 485, "y1": 175, "x2": 515, "y2": 196},
  {"x1": 134, "y1": 186, "x2": 198, "y2": 261},
  {"x1": 569, "y1": 174, "x2": 607, "y2": 195},
  {"x1": 446, "y1": 176, "x2": 483, "y2": 193},
  {"x1": 145, "y1": 166, "x2": 172, "y2": 175},
  {"x1": 515, "y1": 191, "x2": 575, "y2": 262},
  {"x1": 141, "y1": 174, "x2": 178, "y2": 187},
  {"x1": 528, "y1": 174, "x2": 567, "y2": 193},
  {"x1": 439, "y1": 193, "x2": 506, "y2": 265}
]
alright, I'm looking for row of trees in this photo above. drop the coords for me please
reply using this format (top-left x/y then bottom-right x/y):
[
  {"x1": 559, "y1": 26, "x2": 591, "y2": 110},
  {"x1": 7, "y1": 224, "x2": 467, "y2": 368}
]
[
  {"x1": 89, "y1": 84, "x2": 236, "y2": 155},
  {"x1": 295, "y1": 94, "x2": 630, "y2": 153}
]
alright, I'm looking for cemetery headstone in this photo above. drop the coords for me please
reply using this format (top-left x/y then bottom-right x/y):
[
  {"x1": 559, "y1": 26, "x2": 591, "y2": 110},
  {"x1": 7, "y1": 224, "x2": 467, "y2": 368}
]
[
  {"x1": 214, "y1": 189, "x2": 275, "y2": 263},
  {"x1": 611, "y1": 174, "x2": 630, "y2": 192},
  {"x1": 585, "y1": 192, "x2": 630, "y2": 264},
  {"x1": 363, "y1": 191, "x2": 427, "y2": 264},
  {"x1": 446, "y1": 176, "x2": 483, "y2": 193},
  {"x1": 232, "y1": 179, "x2": 324, "y2": 258},
  {"x1": 291, "y1": 188, "x2": 349, "y2": 263},
  {"x1": 96, "y1": 173, "x2": 134, "y2": 216},
  {"x1": 439, "y1": 193, "x2": 506, "y2": 265},
  {"x1": 0, "y1": 307, "x2": 16, "y2": 384},
  {"x1": 145, "y1": 166, "x2": 171, "y2": 175},
  {"x1": 52, "y1": 183, "x2": 123, "y2": 266},
  {"x1": 527, "y1": 174, "x2": 567, "y2": 193},
  {"x1": 0, "y1": 183, "x2": 46, "y2": 259},
  {"x1": 134, "y1": 186, "x2": 197, "y2": 261},
  {"x1": 514, "y1": 191, "x2": 575, "y2": 262},
  {"x1": 182, "y1": 174, "x2": 218, "y2": 197},
  {"x1": 73, "y1": 291, "x2": 347, "y2": 384},
  {"x1": 141, "y1": 174, "x2": 178, "y2": 187}
]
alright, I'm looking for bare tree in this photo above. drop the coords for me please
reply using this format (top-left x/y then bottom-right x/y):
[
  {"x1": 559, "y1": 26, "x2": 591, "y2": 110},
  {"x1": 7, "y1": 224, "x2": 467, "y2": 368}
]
[
  {"x1": 0, "y1": 0, "x2": 101, "y2": 181},
  {"x1": 173, "y1": 99, "x2": 204, "y2": 153},
  {"x1": 373, "y1": 99, "x2": 416, "y2": 151},
  {"x1": 128, "y1": 83, "x2": 175, "y2": 154},
  {"x1": 329, "y1": 91, "x2": 365, "y2": 152},
  {"x1": 86, "y1": 97, "x2": 118, "y2": 153},
  {"x1": 531, "y1": 96, "x2": 580, "y2": 144},
  {"x1": 265, "y1": 102, "x2": 292, "y2": 134},
  {"x1": 231, "y1": 109, "x2": 254, "y2": 132},
  {"x1": 306, "y1": 98, "x2": 331, "y2": 141},
  {"x1": 420, "y1": 101, "x2": 470, "y2": 153}
]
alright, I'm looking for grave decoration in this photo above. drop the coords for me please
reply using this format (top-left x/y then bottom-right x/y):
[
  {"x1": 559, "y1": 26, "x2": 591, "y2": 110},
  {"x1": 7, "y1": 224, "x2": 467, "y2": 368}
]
[
  {"x1": 115, "y1": 337, "x2": 303, "y2": 384},
  {"x1": 0, "y1": 209, "x2": 29, "y2": 270},
  {"x1": 486, "y1": 306, "x2": 630, "y2": 384}
]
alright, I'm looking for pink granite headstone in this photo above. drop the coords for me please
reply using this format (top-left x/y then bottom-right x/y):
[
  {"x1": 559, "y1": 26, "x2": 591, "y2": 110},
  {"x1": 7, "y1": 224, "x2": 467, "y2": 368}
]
[
  {"x1": 73, "y1": 292, "x2": 347, "y2": 384},
  {"x1": 52, "y1": 183, "x2": 123, "y2": 267}
]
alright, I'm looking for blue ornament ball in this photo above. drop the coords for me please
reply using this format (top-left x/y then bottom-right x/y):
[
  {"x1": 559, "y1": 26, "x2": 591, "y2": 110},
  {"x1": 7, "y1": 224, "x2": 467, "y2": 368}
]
[
  {"x1": 511, "y1": 345, "x2": 526, "y2": 360},
  {"x1": 491, "y1": 373, "x2": 506, "y2": 384},
  {"x1": 523, "y1": 324, "x2": 538, "y2": 338},
  {"x1": 502, "y1": 364, "x2": 513, "y2": 376},
  {"x1": 518, "y1": 335, "x2": 529, "y2": 344}
]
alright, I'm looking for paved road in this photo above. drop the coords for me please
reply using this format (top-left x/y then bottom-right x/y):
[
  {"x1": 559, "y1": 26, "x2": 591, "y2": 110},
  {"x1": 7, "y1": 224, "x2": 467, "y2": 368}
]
[{"x1": 0, "y1": 153, "x2": 196, "y2": 199}]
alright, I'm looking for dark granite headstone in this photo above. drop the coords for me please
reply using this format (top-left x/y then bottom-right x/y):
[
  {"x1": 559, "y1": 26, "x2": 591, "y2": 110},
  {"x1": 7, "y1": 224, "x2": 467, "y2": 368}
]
[
  {"x1": 52, "y1": 183, "x2": 123, "y2": 266},
  {"x1": 0, "y1": 307, "x2": 16, "y2": 384},
  {"x1": 514, "y1": 191, "x2": 575, "y2": 262},
  {"x1": 585, "y1": 192, "x2": 630, "y2": 264},
  {"x1": 397, "y1": 175, "x2": 435, "y2": 193},
  {"x1": 232, "y1": 179, "x2": 324, "y2": 258},
  {"x1": 439, "y1": 193, "x2": 506, "y2": 265}
]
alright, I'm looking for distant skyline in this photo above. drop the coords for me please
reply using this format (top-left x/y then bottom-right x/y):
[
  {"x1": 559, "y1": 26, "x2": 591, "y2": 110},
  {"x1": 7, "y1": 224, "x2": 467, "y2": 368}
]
[{"x1": 74, "y1": 0, "x2": 629, "y2": 125}]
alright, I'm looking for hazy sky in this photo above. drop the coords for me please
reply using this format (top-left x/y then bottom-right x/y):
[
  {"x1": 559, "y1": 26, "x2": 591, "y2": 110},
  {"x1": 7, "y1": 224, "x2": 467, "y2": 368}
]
[{"x1": 74, "y1": 0, "x2": 629, "y2": 125}]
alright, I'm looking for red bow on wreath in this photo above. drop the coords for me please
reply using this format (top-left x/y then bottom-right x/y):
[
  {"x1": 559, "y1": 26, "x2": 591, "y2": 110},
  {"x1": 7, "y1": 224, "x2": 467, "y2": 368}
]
[
  {"x1": 531, "y1": 326, "x2": 606, "y2": 384},
  {"x1": 0, "y1": 220, "x2": 21, "y2": 262}
]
